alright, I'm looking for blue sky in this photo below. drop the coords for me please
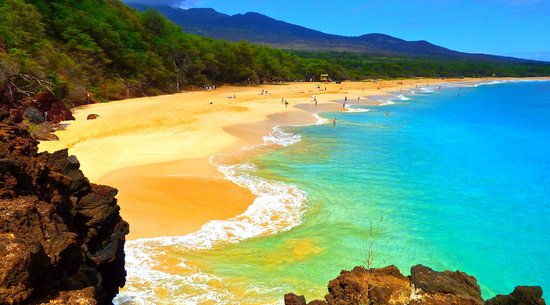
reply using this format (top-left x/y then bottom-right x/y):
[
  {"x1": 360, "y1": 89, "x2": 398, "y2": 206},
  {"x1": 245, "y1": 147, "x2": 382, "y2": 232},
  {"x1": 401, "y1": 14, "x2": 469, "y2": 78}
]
[{"x1": 125, "y1": 0, "x2": 550, "y2": 60}]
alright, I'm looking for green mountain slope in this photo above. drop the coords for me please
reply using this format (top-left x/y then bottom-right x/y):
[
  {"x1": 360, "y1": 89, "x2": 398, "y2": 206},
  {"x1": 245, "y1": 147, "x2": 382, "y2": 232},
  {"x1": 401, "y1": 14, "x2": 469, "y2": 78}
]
[
  {"x1": 1, "y1": 0, "x2": 549, "y2": 106},
  {"x1": 0, "y1": 0, "x2": 333, "y2": 104}
]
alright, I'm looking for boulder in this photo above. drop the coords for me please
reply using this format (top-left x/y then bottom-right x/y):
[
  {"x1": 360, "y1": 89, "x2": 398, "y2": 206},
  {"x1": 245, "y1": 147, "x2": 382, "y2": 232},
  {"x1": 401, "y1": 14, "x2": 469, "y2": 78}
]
[
  {"x1": 486, "y1": 286, "x2": 546, "y2": 305},
  {"x1": 410, "y1": 264, "x2": 483, "y2": 305},
  {"x1": 284, "y1": 293, "x2": 307, "y2": 305},
  {"x1": 87, "y1": 114, "x2": 99, "y2": 120}
]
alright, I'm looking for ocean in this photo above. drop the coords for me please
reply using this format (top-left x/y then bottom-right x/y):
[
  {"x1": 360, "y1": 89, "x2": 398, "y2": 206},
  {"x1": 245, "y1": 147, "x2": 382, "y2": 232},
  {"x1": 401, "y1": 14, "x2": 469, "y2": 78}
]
[{"x1": 114, "y1": 80, "x2": 550, "y2": 304}]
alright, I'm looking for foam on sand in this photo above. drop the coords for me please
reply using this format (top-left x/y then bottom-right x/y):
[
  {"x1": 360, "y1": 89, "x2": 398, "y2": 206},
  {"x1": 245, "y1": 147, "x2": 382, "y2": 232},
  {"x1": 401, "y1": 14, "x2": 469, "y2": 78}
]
[{"x1": 115, "y1": 125, "x2": 308, "y2": 304}]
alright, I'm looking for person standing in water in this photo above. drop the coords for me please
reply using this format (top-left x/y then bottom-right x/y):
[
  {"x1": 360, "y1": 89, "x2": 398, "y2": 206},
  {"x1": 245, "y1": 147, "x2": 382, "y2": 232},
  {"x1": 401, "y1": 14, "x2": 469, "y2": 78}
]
[{"x1": 333, "y1": 118, "x2": 336, "y2": 126}]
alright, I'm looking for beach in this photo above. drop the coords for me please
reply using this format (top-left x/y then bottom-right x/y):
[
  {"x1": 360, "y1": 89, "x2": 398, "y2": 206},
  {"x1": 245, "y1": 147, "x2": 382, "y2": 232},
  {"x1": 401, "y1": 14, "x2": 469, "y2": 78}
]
[{"x1": 39, "y1": 78, "x2": 504, "y2": 239}]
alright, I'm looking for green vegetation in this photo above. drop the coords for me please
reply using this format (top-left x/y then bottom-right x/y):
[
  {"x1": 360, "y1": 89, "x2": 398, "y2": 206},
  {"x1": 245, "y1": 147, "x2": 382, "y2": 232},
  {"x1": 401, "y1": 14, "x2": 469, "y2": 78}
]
[
  {"x1": 1, "y1": 0, "x2": 549, "y2": 105},
  {"x1": 293, "y1": 51, "x2": 550, "y2": 79}
]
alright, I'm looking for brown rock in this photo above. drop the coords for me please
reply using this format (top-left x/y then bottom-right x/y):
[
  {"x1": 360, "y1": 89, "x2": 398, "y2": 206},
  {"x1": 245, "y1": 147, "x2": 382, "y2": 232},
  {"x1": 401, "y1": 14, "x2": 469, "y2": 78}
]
[
  {"x1": 486, "y1": 286, "x2": 546, "y2": 305},
  {"x1": 410, "y1": 264, "x2": 483, "y2": 305},
  {"x1": 284, "y1": 293, "x2": 307, "y2": 305},
  {"x1": 0, "y1": 108, "x2": 9, "y2": 122},
  {"x1": 0, "y1": 122, "x2": 128, "y2": 304},
  {"x1": 86, "y1": 114, "x2": 99, "y2": 120},
  {"x1": 284, "y1": 264, "x2": 544, "y2": 305},
  {"x1": 308, "y1": 301, "x2": 328, "y2": 305},
  {"x1": 325, "y1": 265, "x2": 411, "y2": 305}
]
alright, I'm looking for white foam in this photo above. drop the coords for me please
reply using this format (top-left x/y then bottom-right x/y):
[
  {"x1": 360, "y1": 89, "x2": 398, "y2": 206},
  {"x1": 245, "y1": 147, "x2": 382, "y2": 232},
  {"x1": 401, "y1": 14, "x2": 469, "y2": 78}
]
[
  {"x1": 115, "y1": 125, "x2": 309, "y2": 304},
  {"x1": 347, "y1": 106, "x2": 372, "y2": 113},
  {"x1": 474, "y1": 79, "x2": 550, "y2": 87},
  {"x1": 419, "y1": 87, "x2": 435, "y2": 93},
  {"x1": 313, "y1": 113, "x2": 330, "y2": 125},
  {"x1": 378, "y1": 100, "x2": 396, "y2": 106},
  {"x1": 263, "y1": 126, "x2": 302, "y2": 147},
  {"x1": 474, "y1": 80, "x2": 505, "y2": 87},
  {"x1": 397, "y1": 94, "x2": 411, "y2": 101}
]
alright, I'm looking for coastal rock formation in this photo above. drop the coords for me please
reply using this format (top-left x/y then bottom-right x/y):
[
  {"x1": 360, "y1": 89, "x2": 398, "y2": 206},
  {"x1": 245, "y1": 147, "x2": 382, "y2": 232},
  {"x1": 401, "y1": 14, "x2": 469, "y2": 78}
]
[
  {"x1": 0, "y1": 119, "x2": 129, "y2": 304},
  {"x1": 284, "y1": 265, "x2": 545, "y2": 305},
  {"x1": 486, "y1": 286, "x2": 546, "y2": 305},
  {"x1": 0, "y1": 91, "x2": 75, "y2": 124},
  {"x1": 87, "y1": 114, "x2": 100, "y2": 120}
]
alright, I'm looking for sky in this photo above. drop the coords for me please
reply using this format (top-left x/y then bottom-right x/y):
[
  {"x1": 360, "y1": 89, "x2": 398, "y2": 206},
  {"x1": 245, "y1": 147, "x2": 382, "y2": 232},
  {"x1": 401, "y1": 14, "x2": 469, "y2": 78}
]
[{"x1": 124, "y1": 0, "x2": 550, "y2": 60}]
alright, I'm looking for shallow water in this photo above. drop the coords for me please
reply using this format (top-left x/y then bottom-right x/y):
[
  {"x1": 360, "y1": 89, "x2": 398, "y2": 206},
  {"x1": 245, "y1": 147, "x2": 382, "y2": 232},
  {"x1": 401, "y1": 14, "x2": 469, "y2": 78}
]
[{"x1": 116, "y1": 80, "x2": 550, "y2": 304}]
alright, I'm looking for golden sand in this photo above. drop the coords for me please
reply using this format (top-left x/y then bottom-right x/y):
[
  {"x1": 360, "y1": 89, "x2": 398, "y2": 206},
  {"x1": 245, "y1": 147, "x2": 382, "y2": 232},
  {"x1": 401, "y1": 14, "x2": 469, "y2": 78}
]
[{"x1": 39, "y1": 78, "x2": 496, "y2": 239}]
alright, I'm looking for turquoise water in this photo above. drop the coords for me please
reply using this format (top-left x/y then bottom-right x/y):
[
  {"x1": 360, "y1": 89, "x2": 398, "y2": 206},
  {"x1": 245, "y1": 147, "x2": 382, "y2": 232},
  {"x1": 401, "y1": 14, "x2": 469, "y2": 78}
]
[
  {"x1": 116, "y1": 81, "x2": 550, "y2": 304},
  {"x1": 211, "y1": 81, "x2": 550, "y2": 300}
]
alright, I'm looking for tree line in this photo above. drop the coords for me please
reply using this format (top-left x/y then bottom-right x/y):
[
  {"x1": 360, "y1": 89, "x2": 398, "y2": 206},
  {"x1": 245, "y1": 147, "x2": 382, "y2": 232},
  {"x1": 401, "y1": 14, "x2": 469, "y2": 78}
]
[{"x1": 1, "y1": 0, "x2": 549, "y2": 106}]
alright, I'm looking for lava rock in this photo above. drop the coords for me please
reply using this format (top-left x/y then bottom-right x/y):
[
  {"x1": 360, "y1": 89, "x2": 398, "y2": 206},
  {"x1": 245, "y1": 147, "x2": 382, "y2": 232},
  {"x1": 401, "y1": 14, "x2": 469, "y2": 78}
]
[
  {"x1": 486, "y1": 286, "x2": 546, "y2": 305},
  {"x1": 0, "y1": 122, "x2": 128, "y2": 305}
]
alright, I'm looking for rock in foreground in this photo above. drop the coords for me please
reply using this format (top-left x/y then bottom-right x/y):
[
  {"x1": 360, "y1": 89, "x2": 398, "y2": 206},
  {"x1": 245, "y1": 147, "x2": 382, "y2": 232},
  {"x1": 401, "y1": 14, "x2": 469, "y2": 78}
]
[
  {"x1": 0, "y1": 121, "x2": 129, "y2": 305},
  {"x1": 285, "y1": 265, "x2": 545, "y2": 305}
]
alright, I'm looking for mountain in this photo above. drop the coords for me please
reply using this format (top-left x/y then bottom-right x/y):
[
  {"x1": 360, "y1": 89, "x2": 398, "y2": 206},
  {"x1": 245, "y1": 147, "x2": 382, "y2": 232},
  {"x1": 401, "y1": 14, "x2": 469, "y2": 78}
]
[
  {"x1": 129, "y1": 4, "x2": 525, "y2": 62},
  {"x1": 2, "y1": 0, "x2": 549, "y2": 109}
]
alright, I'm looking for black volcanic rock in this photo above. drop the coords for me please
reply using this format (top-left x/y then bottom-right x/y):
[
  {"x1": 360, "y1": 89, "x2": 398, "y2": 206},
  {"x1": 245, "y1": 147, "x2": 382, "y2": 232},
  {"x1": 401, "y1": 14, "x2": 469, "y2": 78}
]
[{"x1": 0, "y1": 123, "x2": 129, "y2": 304}]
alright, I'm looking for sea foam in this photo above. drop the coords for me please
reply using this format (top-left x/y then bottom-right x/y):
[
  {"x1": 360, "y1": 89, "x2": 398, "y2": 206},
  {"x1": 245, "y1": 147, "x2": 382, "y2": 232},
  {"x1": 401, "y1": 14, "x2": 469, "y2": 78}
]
[
  {"x1": 115, "y1": 124, "x2": 309, "y2": 305},
  {"x1": 347, "y1": 106, "x2": 372, "y2": 113},
  {"x1": 263, "y1": 126, "x2": 302, "y2": 147},
  {"x1": 397, "y1": 94, "x2": 411, "y2": 101},
  {"x1": 379, "y1": 100, "x2": 396, "y2": 106}
]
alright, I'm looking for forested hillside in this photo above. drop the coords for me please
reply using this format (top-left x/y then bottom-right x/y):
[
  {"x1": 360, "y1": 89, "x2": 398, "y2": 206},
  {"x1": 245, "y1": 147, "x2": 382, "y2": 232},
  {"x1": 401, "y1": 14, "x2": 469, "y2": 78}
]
[
  {"x1": 1, "y1": 0, "x2": 549, "y2": 106},
  {"x1": 0, "y1": 0, "x2": 344, "y2": 104}
]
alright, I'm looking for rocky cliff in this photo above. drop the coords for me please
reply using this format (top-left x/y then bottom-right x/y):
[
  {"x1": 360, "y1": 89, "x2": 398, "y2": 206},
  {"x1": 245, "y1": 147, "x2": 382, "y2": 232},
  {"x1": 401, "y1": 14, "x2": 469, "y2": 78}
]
[
  {"x1": 0, "y1": 117, "x2": 128, "y2": 304},
  {"x1": 285, "y1": 265, "x2": 545, "y2": 305}
]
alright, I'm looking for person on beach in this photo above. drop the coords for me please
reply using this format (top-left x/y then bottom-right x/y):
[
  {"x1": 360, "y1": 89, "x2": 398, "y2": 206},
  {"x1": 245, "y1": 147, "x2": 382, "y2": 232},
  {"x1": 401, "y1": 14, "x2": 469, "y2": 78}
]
[
  {"x1": 333, "y1": 118, "x2": 336, "y2": 126},
  {"x1": 285, "y1": 100, "x2": 289, "y2": 108},
  {"x1": 345, "y1": 96, "x2": 348, "y2": 102},
  {"x1": 343, "y1": 102, "x2": 346, "y2": 109}
]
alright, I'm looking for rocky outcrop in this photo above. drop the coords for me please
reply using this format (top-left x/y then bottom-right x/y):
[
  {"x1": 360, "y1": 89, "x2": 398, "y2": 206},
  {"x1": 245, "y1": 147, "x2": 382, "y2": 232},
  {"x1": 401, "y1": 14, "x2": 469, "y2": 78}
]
[
  {"x1": 284, "y1": 265, "x2": 545, "y2": 305},
  {"x1": 410, "y1": 264, "x2": 483, "y2": 305},
  {"x1": 486, "y1": 286, "x2": 546, "y2": 305},
  {"x1": 0, "y1": 120, "x2": 129, "y2": 305},
  {"x1": 0, "y1": 91, "x2": 74, "y2": 124},
  {"x1": 87, "y1": 114, "x2": 99, "y2": 120}
]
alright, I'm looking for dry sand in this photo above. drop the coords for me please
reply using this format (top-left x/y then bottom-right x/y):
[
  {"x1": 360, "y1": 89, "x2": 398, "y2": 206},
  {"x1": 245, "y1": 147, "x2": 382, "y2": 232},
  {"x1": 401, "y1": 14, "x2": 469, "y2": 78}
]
[{"x1": 39, "y1": 78, "x2": 494, "y2": 239}]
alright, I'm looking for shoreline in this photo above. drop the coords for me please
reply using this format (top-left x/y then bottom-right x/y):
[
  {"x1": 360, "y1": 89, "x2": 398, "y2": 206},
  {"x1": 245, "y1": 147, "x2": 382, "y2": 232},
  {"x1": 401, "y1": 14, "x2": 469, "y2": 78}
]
[{"x1": 38, "y1": 77, "x2": 548, "y2": 240}]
